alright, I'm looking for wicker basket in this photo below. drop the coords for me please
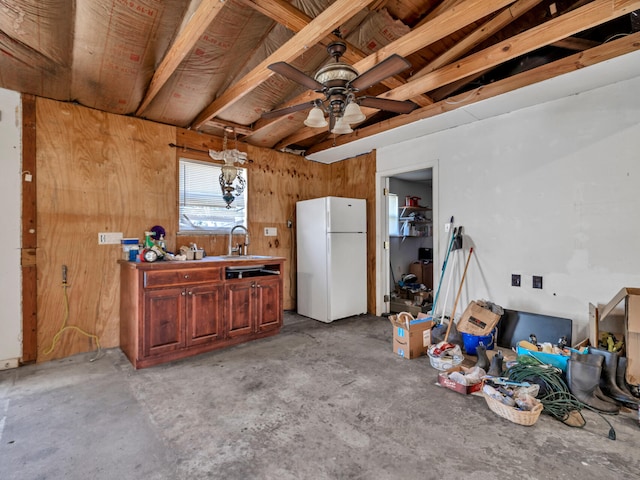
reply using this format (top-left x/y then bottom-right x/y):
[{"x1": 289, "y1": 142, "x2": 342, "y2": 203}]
[
  {"x1": 428, "y1": 351, "x2": 463, "y2": 371},
  {"x1": 483, "y1": 393, "x2": 543, "y2": 426}
]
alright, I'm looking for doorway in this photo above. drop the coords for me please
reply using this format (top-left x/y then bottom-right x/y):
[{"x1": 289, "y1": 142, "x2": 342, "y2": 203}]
[{"x1": 376, "y1": 165, "x2": 438, "y2": 316}]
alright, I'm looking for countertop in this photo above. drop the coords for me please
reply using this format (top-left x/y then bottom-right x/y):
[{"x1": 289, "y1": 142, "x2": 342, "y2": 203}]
[{"x1": 118, "y1": 255, "x2": 286, "y2": 271}]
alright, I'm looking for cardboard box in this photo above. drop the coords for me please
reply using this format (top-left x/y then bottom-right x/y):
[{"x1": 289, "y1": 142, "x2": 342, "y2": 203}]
[
  {"x1": 457, "y1": 301, "x2": 501, "y2": 336},
  {"x1": 409, "y1": 262, "x2": 423, "y2": 283},
  {"x1": 413, "y1": 291, "x2": 432, "y2": 306},
  {"x1": 597, "y1": 287, "x2": 640, "y2": 385},
  {"x1": 408, "y1": 261, "x2": 434, "y2": 289},
  {"x1": 390, "y1": 299, "x2": 422, "y2": 317},
  {"x1": 389, "y1": 312, "x2": 434, "y2": 359},
  {"x1": 437, "y1": 367, "x2": 483, "y2": 395}
]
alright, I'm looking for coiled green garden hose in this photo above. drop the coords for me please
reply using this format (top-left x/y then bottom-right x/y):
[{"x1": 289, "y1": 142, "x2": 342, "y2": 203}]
[{"x1": 505, "y1": 355, "x2": 616, "y2": 440}]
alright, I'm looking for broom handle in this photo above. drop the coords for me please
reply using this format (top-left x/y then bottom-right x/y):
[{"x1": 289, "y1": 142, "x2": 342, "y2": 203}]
[{"x1": 444, "y1": 247, "x2": 474, "y2": 342}]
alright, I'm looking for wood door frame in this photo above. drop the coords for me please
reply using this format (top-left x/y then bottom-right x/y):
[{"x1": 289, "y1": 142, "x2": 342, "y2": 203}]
[
  {"x1": 375, "y1": 162, "x2": 439, "y2": 316},
  {"x1": 21, "y1": 94, "x2": 37, "y2": 363}
]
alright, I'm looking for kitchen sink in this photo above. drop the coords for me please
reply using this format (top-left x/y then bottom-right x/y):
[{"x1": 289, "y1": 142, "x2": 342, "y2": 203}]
[{"x1": 225, "y1": 264, "x2": 281, "y2": 279}]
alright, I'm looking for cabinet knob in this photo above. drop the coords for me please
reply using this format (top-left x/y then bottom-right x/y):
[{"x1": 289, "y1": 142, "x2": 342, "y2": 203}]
[
  {"x1": 181, "y1": 291, "x2": 186, "y2": 296},
  {"x1": 184, "y1": 274, "x2": 190, "y2": 279},
  {"x1": 188, "y1": 291, "x2": 193, "y2": 295}
]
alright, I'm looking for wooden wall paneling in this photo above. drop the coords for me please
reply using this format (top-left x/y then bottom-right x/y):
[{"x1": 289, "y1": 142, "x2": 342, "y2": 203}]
[
  {"x1": 36, "y1": 99, "x2": 176, "y2": 361},
  {"x1": 21, "y1": 94, "x2": 37, "y2": 363},
  {"x1": 247, "y1": 146, "x2": 329, "y2": 310},
  {"x1": 328, "y1": 152, "x2": 377, "y2": 314},
  {"x1": 175, "y1": 127, "x2": 330, "y2": 311},
  {"x1": 33, "y1": 102, "x2": 378, "y2": 362}
]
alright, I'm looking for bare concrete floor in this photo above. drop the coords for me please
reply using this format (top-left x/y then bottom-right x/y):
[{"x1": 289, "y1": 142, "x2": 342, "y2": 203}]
[{"x1": 1, "y1": 313, "x2": 639, "y2": 480}]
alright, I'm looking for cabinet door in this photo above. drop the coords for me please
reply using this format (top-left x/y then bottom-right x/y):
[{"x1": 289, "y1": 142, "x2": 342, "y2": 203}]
[
  {"x1": 226, "y1": 281, "x2": 255, "y2": 337},
  {"x1": 185, "y1": 283, "x2": 224, "y2": 346},
  {"x1": 143, "y1": 287, "x2": 185, "y2": 358},
  {"x1": 255, "y1": 277, "x2": 282, "y2": 333}
]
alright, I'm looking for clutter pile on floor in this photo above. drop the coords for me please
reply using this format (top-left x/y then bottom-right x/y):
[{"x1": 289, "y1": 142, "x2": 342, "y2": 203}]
[{"x1": 389, "y1": 299, "x2": 639, "y2": 440}]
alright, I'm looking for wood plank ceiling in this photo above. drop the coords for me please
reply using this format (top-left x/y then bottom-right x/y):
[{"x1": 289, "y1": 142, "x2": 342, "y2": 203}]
[{"x1": 1, "y1": 0, "x2": 639, "y2": 156}]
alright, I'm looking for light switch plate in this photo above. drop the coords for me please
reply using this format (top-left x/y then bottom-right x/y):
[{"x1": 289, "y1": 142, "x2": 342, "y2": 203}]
[{"x1": 264, "y1": 227, "x2": 277, "y2": 236}]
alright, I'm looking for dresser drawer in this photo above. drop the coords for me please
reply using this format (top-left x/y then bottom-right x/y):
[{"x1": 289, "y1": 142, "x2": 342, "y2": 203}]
[{"x1": 143, "y1": 268, "x2": 222, "y2": 288}]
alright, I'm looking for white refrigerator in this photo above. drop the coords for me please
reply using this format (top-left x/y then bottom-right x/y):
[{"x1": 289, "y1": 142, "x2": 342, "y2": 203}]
[{"x1": 296, "y1": 196, "x2": 367, "y2": 323}]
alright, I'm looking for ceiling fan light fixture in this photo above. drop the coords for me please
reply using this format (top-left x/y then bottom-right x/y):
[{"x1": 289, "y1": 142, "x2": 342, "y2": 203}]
[
  {"x1": 331, "y1": 116, "x2": 353, "y2": 135},
  {"x1": 315, "y1": 62, "x2": 358, "y2": 85},
  {"x1": 304, "y1": 106, "x2": 328, "y2": 128},
  {"x1": 342, "y1": 101, "x2": 365, "y2": 124},
  {"x1": 263, "y1": 39, "x2": 416, "y2": 138}
]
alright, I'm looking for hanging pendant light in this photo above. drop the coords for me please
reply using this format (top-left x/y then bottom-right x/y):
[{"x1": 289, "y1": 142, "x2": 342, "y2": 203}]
[{"x1": 209, "y1": 127, "x2": 247, "y2": 209}]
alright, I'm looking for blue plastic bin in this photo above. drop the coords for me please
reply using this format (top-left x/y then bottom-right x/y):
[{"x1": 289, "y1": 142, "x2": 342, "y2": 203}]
[{"x1": 515, "y1": 345, "x2": 582, "y2": 372}]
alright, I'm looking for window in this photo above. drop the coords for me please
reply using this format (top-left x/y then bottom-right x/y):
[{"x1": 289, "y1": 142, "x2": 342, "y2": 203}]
[
  {"x1": 179, "y1": 158, "x2": 247, "y2": 234},
  {"x1": 388, "y1": 193, "x2": 399, "y2": 236}
]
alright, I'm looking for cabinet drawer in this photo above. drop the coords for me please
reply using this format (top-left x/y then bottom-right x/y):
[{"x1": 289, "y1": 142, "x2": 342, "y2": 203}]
[{"x1": 144, "y1": 268, "x2": 222, "y2": 288}]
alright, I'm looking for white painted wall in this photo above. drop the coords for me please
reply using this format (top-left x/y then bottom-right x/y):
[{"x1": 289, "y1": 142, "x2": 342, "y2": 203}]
[
  {"x1": 0, "y1": 88, "x2": 22, "y2": 367},
  {"x1": 377, "y1": 75, "x2": 640, "y2": 342}
]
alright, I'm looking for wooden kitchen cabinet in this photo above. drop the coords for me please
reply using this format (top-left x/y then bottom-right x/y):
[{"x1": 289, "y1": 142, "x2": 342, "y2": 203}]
[
  {"x1": 226, "y1": 276, "x2": 282, "y2": 338},
  {"x1": 119, "y1": 257, "x2": 284, "y2": 369},
  {"x1": 142, "y1": 286, "x2": 185, "y2": 358},
  {"x1": 186, "y1": 283, "x2": 225, "y2": 346},
  {"x1": 140, "y1": 283, "x2": 224, "y2": 359}
]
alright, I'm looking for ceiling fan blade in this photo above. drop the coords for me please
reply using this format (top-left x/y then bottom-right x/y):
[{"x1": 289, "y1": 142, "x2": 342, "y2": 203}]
[
  {"x1": 268, "y1": 62, "x2": 325, "y2": 91},
  {"x1": 261, "y1": 101, "x2": 316, "y2": 119},
  {"x1": 358, "y1": 96, "x2": 418, "y2": 114},
  {"x1": 348, "y1": 54, "x2": 412, "y2": 91}
]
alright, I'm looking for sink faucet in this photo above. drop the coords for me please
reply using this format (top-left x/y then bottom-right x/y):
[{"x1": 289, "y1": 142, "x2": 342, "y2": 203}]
[{"x1": 228, "y1": 225, "x2": 250, "y2": 256}]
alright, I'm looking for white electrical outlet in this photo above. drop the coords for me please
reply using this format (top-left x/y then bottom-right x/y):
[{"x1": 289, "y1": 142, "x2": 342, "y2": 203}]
[
  {"x1": 98, "y1": 232, "x2": 123, "y2": 244},
  {"x1": 264, "y1": 227, "x2": 277, "y2": 236}
]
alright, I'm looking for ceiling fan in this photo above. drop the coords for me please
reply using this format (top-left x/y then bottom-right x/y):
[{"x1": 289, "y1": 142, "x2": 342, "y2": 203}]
[{"x1": 262, "y1": 35, "x2": 418, "y2": 135}]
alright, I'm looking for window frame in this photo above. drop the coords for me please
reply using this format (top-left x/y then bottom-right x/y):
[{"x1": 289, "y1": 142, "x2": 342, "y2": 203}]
[
  {"x1": 388, "y1": 192, "x2": 399, "y2": 237},
  {"x1": 178, "y1": 156, "x2": 248, "y2": 235}
]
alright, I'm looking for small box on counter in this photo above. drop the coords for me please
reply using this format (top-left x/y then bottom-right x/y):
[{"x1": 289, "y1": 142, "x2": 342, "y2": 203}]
[
  {"x1": 121, "y1": 238, "x2": 139, "y2": 261},
  {"x1": 180, "y1": 246, "x2": 204, "y2": 260},
  {"x1": 389, "y1": 312, "x2": 434, "y2": 359}
]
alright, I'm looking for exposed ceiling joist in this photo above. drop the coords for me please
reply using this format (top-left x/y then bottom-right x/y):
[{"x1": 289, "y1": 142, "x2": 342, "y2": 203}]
[
  {"x1": 4, "y1": 0, "x2": 638, "y2": 159},
  {"x1": 305, "y1": 30, "x2": 640, "y2": 155},
  {"x1": 240, "y1": 0, "x2": 434, "y2": 142},
  {"x1": 260, "y1": 0, "x2": 520, "y2": 148},
  {"x1": 136, "y1": 0, "x2": 227, "y2": 115},
  {"x1": 351, "y1": 0, "x2": 518, "y2": 75},
  {"x1": 191, "y1": 0, "x2": 374, "y2": 129},
  {"x1": 381, "y1": 0, "x2": 640, "y2": 102},
  {"x1": 414, "y1": 0, "x2": 544, "y2": 77}
]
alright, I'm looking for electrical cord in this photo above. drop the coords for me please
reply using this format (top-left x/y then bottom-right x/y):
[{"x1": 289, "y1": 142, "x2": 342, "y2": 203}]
[
  {"x1": 44, "y1": 281, "x2": 103, "y2": 362},
  {"x1": 506, "y1": 355, "x2": 616, "y2": 440}
]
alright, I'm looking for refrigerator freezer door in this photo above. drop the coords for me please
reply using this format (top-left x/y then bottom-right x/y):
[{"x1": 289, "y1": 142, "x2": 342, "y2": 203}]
[
  {"x1": 327, "y1": 232, "x2": 367, "y2": 321},
  {"x1": 327, "y1": 197, "x2": 366, "y2": 233}
]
